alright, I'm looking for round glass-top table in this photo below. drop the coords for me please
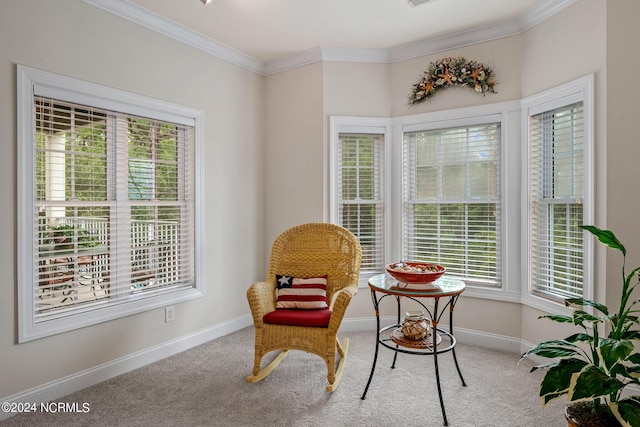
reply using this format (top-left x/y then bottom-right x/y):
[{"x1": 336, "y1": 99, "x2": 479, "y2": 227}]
[
  {"x1": 367, "y1": 273, "x2": 466, "y2": 298},
  {"x1": 361, "y1": 274, "x2": 467, "y2": 426}
]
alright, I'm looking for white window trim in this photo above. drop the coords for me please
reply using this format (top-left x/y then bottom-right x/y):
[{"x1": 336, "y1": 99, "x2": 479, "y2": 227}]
[
  {"x1": 329, "y1": 116, "x2": 392, "y2": 288},
  {"x1": 17, "y1": 65, "x2": 205, "y2": 342},
  {"x1": 392, "y1": 101, "x2": 522, "y2": 303},
  {"x1": 520, "y1": 74, "x2": 595, "y2": 315}
]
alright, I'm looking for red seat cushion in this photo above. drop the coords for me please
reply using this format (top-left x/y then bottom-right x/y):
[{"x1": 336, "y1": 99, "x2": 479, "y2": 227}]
[{"x1": 263, "y1": 308, "x2": 332, "y2": 327}]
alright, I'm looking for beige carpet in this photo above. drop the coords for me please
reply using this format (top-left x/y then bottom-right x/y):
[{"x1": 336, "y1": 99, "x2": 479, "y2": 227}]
[{"x1": 0, "y1": 327, "x2": 566, "y2": 426}]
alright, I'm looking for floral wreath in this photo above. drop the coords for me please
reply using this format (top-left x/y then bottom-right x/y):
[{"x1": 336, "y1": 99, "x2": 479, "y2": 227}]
[{"x1": 408, "y1": 56, "x2": 497, "y2": 105}]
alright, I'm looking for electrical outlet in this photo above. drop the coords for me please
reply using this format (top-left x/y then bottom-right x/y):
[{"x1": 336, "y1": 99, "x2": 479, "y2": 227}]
[{"x1": 165, "y1": 306, "x2": 175, "y2": 322}]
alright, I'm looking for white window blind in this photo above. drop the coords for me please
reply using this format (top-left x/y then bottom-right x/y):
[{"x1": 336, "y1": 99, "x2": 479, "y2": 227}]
[
  {"x1": 403, "y1": 123, "x2": 501, "y2": 286},
  {"x1": 33, "y1": 96, "x2": 195, "y2": 322},
  {"x1": 528, "y1": 102, "x2": 584, "y2": 300},
  {"x1": 337, "y1": 133, "x2": 384, "y2": 274}
]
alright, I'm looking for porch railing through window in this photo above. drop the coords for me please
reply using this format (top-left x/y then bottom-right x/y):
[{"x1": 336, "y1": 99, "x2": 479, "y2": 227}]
[{"x1": 36, "y1": 216, "x2": 181, "y2": 315}]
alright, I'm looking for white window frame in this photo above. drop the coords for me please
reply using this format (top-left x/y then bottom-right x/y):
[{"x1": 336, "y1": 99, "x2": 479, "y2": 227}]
[
  {"x1": 329, "y1": 116, "x2": 392, "y2": 287},
  {"x1": 402, "y1": 116, "x2": 503, "y2": 285},
  {"x1": 17, "y1": 65, "x2": 204, "y2": 342},
  {"x1": 393, "y1": 102, "x2": 521, "y2": 301},
  {"x1": 521, "y1": 75, "x2": 595, "y2": 314}
]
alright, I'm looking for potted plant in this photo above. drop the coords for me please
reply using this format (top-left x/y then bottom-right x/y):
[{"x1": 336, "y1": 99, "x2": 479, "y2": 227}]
[{"x1": 522, "y1": 225, "x2": 640, "y2": 426}]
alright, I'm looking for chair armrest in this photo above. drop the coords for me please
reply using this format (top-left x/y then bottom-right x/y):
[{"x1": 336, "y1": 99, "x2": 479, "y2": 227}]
[
  {"x1": 246, "y1": 281, "x2": 276, "y2": 327},
  {"x1": 328, "y1": 284, "x2": 358, "y2": 331}
]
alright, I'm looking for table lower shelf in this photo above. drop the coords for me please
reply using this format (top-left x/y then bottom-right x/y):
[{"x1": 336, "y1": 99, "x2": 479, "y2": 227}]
[
  {"x1": 378, "y1": 324, "x2": 456, "y2": 355},
  {"x1": 390, "y1": 327, "x2": 442, "y2": 349}
]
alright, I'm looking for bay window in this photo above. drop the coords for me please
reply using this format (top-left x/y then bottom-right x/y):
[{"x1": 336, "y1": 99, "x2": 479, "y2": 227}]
[{"x1": 331, "y1": 76, "x2": 592, "y2": 307}]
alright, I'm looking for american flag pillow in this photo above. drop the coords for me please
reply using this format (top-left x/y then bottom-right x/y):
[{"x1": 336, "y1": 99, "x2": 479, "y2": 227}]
[{"x1": 275, "y1": 275, "x2": 328, "y2": 309}]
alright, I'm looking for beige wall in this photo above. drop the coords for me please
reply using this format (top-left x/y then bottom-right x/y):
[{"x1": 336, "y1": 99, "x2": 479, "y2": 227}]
[
  {"x1": 263, "y1": 63, "x2": 325, "y2": 255},
  {"x1": 518, "y1": 0, "x2": 608, "y2": 343},
  {"x1": 606, "y1": 0, "x2": 640, "y2": 310},
  {"x1": 323, "y1": 61, "x2": 392, "y2": 118},
  {"x1": 390, "y1": 35, "x2": 524, "y2": 117},
  {"x1": 0, "y1": 0, "x2": 265, "y2": 399}
]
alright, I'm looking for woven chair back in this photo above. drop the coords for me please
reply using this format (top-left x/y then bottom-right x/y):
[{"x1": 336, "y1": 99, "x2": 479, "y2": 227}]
[{"x1": 266, "y1": 223, "x2": 362, "y2": 302}]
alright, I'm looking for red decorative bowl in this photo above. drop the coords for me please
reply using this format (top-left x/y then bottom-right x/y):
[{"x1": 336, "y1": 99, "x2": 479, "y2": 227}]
[{"x1": 385, "y1": 262, "x2": 446, "y2": 284}]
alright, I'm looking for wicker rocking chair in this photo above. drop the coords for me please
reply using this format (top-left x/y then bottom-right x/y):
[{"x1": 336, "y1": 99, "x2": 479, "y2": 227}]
[{"x1": 246, "y1": 223, "x2": 362, "y2": 392}]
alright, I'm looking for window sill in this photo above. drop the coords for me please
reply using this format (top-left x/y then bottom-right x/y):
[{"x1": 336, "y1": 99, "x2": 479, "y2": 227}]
[
  {"x1": 520, "y1": 292, "x2": 573, "y2": 316},
  {"x1": 20, "y1": 286, "x2": 203, "y2": 343}
]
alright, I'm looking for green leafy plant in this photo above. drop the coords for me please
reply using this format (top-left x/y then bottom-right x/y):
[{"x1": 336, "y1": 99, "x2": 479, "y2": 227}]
[
  {"x1": 44, "y1": 224, "x2": 99, "y2": 250},
  {"x1": 522, "y1": 225, "x2": 640, "y2": 426}
]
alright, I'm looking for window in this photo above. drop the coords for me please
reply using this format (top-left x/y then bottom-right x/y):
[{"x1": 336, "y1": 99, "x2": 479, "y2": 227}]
[
  {"x1": 522, "y1": 75, "x2": 594, "y2": 307},
  {"x1": 403, "y1": 120, "x2": 501, "y2": 286},
  {"x1": 330, "y1": 118, "x2": 389, "y2": 284},
  {"x1": 337, "y1": 133, "x2": 385, "y2": 273},
  {"x1": 18, "y1": 66, "x2": 203, "y2": 342}
]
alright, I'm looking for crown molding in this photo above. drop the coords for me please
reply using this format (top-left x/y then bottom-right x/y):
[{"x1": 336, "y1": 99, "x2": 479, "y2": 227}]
[
  {"x1": 517, "y1": 0, "x2": 578, "y2": 31},
  {"x1": 262, "y1": 47, "x2": 322, "y2": 76},
  {"x1": 389, "y1": 19, "x2": 522, "y2": 63},
  {"x1": 263, "y1": 47, "x2": 392, "y2": 76},
  {"x1": 83, "y1": 0, "x2": 577, "y2": 77},
  {"x1": 389, "y1": 0, "x2": 578, "y2": 63},
  {"x1": 82, "y1": 0, "x2": 265, "y2": 74}
]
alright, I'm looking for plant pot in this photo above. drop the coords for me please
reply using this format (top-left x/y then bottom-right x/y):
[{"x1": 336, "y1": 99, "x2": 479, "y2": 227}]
[
  {"x1": 564, "y1": 402, "x2": 620, "y2": 427},
  {"x1": 565, "y1": 406, "x2": 578, "y2": 427}
]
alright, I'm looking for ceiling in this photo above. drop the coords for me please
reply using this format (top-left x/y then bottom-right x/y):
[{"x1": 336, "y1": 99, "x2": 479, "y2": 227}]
[{"x1": 125, "y1": 0, "x2": 565, "y2": 64}]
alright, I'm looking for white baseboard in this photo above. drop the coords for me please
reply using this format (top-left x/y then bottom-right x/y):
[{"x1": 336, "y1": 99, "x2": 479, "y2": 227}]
[
  {"x1": 0, "y1": 314, "x2": 253, "y2": 421},
  {"x1": 2, "y1": 314, "x2": 527, "y2": 421}
]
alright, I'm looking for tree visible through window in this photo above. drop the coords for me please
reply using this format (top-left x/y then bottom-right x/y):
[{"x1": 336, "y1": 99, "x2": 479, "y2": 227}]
[
  {"x1": 34, "y1": 98, "x2": 194, "y2": 314},
  {"x1": 18, "y1": 65, "x2": 202, "y2": 341},
  {"x1": 337, "y1": 133, "x2": 384, "y2": 274},
  {"x1": 529, "y1": 102, "x2": 585, "y2": 300},
  {"x1": 403, "y1": 123, "x2": 501, "y2": 285}
]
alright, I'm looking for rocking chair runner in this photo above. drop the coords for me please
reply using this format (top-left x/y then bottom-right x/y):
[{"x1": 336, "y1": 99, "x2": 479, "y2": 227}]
[{"x1": 246, "y1": 223, "x2": 362, "y2": 392}]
